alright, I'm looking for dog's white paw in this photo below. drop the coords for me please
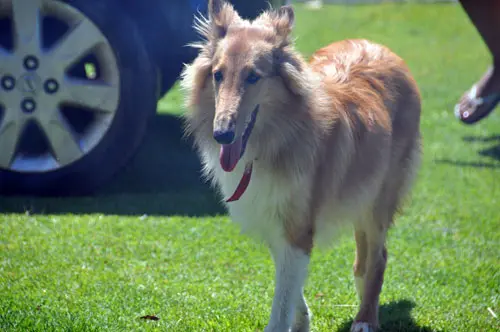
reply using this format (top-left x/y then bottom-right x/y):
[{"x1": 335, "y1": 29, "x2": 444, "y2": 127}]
[
  {"x1": 264, "y1": 326, "x2": 291, "y2": 332},
  {"x1": 350, "y1": 321, "x2": 375, "y2": 332},
  {"x1": 291, "y1": 318, "x2": 310, "y2": 332},
  {"x1": 291, "y1": 307, "x2": 310, "y2": 332}
]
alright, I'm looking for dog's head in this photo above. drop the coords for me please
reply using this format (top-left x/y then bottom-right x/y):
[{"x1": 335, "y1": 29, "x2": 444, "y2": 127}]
[{"x1": 188, "y1": 0, "x2": 296, "y2": 172}]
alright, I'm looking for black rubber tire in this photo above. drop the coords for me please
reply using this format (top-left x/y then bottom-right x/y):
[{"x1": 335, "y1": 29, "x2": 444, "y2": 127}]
[{"x1": 0, "y1": 0, "x2": 158, "y2": 196}]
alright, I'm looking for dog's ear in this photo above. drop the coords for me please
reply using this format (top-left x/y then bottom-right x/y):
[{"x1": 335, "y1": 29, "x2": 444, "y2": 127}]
[
  {"x1": 274, "y1": 6, "x2": 295, "y2": 38},
  {"x1": 279, "y1": 58, "x2": 310, "y2": 97},
  {"x1": 271, "y1": 5, "x2": 295, "y2": 47},
  {"x1": 208, "y1": 0, "x2": 240, "y2": 40}
]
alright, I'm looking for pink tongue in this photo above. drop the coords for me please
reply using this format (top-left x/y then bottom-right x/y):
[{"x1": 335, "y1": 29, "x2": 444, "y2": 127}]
[{"x1": 219, "y1": 137, "x2": 242, "y2": 172}]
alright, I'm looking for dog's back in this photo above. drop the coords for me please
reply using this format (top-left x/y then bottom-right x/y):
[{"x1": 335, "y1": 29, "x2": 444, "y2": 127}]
[
  {"x1": 306, "y1": 39, "x2": 421, "y2": 331},
  {"x1": 308, "y1": 39, "x2": 421, "y2": 247}
]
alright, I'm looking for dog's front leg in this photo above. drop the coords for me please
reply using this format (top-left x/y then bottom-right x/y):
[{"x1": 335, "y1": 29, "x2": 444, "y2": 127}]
[{"x1": 265, "y1": 239, "x2": 310, "y2": 332}]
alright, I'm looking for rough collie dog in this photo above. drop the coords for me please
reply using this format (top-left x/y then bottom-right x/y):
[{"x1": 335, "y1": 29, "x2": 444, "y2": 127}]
[{"x1": 180, "y1": 1, "x2": 421, "y2": 331}]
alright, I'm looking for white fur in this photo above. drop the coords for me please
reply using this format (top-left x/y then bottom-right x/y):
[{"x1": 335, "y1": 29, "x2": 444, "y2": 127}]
[
  {"x1": 292, "y1": 289, "x2": 311, "y2": 332},
  {"x1": 204, "y1": 149, "x2": 314, "y2": 332},
  {"x1": 204, "y1": 143, "x2": 309, "y2": 243},
  {"x1": 355, "y1": 276, "x2": 365, "y2": 301},
  {"x1": 265, "y1": 241, "x2": 310, "y2": 332},
  {"x1": 202, "y1": 145, "x2": 314, "y2": 332},
  {"x1": 351, "y1": 322, "x2": 373, "y2": 332}
]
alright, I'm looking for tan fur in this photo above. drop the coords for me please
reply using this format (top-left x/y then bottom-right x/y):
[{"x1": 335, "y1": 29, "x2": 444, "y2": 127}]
[{"x1": 181, "y1": 1, "x2": 421, "y2": 331}]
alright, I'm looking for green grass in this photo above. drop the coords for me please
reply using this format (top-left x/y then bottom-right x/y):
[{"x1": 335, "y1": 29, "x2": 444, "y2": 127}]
[{"x1": 1, "y1": 3, "x2": 500, "y2": 331}]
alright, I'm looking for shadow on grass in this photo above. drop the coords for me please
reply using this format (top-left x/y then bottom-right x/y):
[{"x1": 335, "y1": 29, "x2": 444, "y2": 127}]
[
  {"x1": 5, "y1": 129, "x2": 497, "y2": 216},
  {"x1": 337, "y1": 299, "x2": 437, "y2": 332},
  {"x1": 1, "y1": 113, "x2": 225, "y2": 217},
  {"x1": 434, "y1": 134, "x2": 500, "y2": 168},
  {"x1": 462, "y1": 134, "x2": 500, "y2": 143}
]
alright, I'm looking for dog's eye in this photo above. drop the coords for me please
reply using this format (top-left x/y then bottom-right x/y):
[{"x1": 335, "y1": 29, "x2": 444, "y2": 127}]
[
  {"x1": 246, "y1": 71, "x2": 261, "y2": 84},
  {"x1": 213, "y1": 71, "x2": 223, "y2": 83}
]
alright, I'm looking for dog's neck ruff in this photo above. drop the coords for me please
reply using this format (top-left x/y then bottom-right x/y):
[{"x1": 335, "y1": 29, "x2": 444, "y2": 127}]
[{"x1": 226, "y1": 162, "x2": 253, "y2": 202}]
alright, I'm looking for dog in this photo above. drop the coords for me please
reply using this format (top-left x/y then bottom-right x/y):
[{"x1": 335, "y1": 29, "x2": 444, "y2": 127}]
[{"x1": 180, "y1": 1, "x2": 421, "y2": 331}]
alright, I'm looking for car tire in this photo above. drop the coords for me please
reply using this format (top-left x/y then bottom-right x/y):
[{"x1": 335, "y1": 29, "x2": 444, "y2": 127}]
[{"x1": 0, "y1": 0, "x2": 158, "y2": 196}]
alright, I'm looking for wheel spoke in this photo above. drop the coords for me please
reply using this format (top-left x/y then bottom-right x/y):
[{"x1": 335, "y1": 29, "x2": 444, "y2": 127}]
[
  {"x1": 62, "y1": 78, "x2": 119, "y2": 113},
  {"x1": 39, "y1": 112, "x2": 83, "y2": 165},
  {"x1": 47, "y1": 19, "x2": 107, "y2": 70},
  {"x1": 12, "y1": 0, "x2": 42, "y2": 52},
  {"x1": 0, "y1": 111, "x2": 23, "y2": 168}
]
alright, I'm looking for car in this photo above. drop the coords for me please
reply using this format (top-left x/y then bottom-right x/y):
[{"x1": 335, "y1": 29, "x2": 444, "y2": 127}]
[{"x1": 0, "y1": 0, "x2": 285, "y2": 196}]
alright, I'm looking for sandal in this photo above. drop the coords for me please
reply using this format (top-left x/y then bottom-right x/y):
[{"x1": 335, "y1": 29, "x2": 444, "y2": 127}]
[{"x1": 454, "y1": 83, "x2": 500, "y2": 125}]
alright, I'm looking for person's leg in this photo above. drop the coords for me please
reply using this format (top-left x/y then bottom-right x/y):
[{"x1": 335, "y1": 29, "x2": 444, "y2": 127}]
[{"x1": 455, "y1": 0, "x2": 500, "y2": 124}]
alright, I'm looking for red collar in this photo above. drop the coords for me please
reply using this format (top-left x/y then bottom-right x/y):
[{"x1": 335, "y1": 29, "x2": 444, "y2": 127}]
[{"x1": 226, "y1": 162, "x2": 253, "y2": 203}]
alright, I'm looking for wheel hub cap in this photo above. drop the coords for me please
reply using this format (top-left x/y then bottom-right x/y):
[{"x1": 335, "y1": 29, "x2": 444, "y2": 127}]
[
  {"x1": 0, "y1": 0, "x2": 120, "y2": 173},
  {"x1": 18, "y1": 72, "x2": 41, "y2": 94}
]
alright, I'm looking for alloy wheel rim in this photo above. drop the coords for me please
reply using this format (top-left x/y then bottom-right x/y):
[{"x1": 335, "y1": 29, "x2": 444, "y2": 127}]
[{"x1": 0, "y1": 0, "x2": 120, "y2": 173}]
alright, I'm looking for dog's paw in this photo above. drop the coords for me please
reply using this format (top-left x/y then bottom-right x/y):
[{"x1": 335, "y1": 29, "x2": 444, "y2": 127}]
[
  {"x1": 291, "y1": 309, "x2": 310, "y2": 332},
  {"x1": 291, "y1": 322, "x2": 309, "y2": 332},
  {"x1": 291, "y1": 320, "x2": 309, "y2": 332},
  {"x1": 350, "y1": 321, "x2": 375, "y2": 332},
  {"x1": 264, "y1": 327, "x2": 291, "y2": 332}
]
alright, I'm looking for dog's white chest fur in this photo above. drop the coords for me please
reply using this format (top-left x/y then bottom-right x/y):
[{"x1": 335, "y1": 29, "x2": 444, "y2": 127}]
[
  {"x1": 222, "y1": 166, "x2": 292, "y2": 240},
  {"x1": 203, "y1": 148, "x2": 349, "y2": 248},
  {"x1": 205, "y1": 152, "x2": 297, "y2": 242}
]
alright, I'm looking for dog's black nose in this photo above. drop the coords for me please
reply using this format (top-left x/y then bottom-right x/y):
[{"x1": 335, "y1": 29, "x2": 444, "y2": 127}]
[{"x1": 213, "y1": 129, "x2": 235, "y2": 144}]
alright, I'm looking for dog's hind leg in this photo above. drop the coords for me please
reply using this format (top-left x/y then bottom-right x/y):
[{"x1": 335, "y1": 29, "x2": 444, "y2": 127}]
[
  {"x1": 265, "y1": 239, "x2": 311, "y2": 332},
  {"x1": 351, "y1": 134, "x2": 420, "y2": 332},
  {"x1": 353, "y1": 228, "x2": 368, "y2": 301},
  {"x1": 350, "y1": 218, "x2": 389, "y2": 332}
]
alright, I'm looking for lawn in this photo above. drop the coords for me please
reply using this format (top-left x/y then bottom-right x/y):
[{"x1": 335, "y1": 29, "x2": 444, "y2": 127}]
[{"x1": 1, "y1": 3, "x2": 499, "y2": 332}]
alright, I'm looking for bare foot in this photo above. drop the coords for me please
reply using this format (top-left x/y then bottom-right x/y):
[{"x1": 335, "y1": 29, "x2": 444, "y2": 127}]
[{"x1": 455, "y1": 66, "x2": 500, "y2": 124}]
